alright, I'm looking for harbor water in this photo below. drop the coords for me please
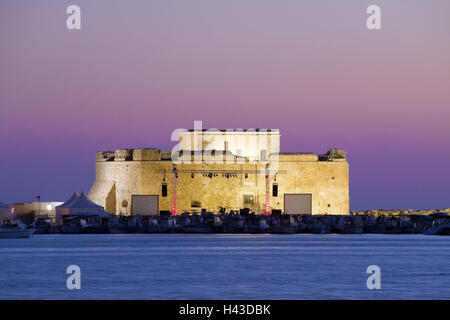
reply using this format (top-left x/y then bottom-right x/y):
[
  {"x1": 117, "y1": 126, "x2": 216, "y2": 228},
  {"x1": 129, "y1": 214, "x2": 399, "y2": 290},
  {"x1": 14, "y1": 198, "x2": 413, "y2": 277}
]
[{"x1": 1, "y1": 234, "x2": 449, "y2": 299}]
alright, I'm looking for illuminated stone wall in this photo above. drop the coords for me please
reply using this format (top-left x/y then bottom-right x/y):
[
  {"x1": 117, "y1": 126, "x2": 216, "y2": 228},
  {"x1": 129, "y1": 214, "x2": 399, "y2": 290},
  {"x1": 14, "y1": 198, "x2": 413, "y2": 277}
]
[
  {"x1": 178, "y1": 129, "x2": 280, "y2": 162},
  {"x1": 89, "y1": 148, "x2": 349, "y2": 215}
]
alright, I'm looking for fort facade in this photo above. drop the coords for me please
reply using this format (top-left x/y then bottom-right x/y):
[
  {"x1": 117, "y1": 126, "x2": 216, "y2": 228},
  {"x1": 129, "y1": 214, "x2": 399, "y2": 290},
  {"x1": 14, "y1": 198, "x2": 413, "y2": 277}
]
[{"x1": 88, "y1": 130, "x2": 349, "y2": 215}]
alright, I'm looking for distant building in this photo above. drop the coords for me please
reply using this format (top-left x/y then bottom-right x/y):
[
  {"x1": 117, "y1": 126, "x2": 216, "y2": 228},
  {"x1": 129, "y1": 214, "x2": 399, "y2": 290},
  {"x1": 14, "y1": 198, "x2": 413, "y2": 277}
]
[
  {"x1": 89, "y1": 130, "x2": 349, "y2": 215},
  {"x1": 9, "y1": 201, "x2": 63, "y2": 222},
  {"x1": 0, "y1": 202, "x2": 13, "y2": 223}
]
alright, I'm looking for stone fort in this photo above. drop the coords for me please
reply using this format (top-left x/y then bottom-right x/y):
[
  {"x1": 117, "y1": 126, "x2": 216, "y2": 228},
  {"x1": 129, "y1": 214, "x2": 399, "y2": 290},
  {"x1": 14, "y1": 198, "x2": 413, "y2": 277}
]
[{"x1": 88, "y1": 129, "x2": 349, "y2": 215}]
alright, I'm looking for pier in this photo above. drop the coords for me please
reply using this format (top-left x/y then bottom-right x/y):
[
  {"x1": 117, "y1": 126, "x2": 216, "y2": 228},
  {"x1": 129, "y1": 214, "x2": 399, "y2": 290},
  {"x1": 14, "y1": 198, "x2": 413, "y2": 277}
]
[{"x1": 28, "y1": 211, "x2": 450, "y2": 235}]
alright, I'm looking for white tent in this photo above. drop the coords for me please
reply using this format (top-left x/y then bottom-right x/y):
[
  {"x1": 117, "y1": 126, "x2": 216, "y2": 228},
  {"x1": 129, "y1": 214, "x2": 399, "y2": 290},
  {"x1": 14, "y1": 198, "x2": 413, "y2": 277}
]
[
  {"x1": 66, "y1": 192, "x2": 105, "y2": 214},
  {"x1": 0, "y1": 202, "x2": 13, "y2": 222},
  {"x1": 55, "y1": 192, "x2": 79, "y2": 223},
  {"x1": 57, "y1": 192, "x2": 109, "y2": 222},
  {"x1": 55, "y1": 192, "x2": 79, "y2": 215}
]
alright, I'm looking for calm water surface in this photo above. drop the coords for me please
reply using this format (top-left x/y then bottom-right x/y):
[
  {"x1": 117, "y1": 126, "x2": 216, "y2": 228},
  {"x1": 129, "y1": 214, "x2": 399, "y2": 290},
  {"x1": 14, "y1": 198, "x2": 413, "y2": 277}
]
[{"x1": 0, "y1": 234, "x2": 449, "y2": 299}]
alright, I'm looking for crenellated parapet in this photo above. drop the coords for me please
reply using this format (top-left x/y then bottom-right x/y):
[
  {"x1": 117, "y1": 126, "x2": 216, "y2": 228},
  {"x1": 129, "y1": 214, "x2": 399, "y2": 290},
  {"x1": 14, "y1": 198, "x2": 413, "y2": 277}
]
[
  {"x1": 95, "y1": 148, "x2": 348, "y2": 163},
  {"x1": 96, "y1": 151, "x2": 116, "y2": 162}
]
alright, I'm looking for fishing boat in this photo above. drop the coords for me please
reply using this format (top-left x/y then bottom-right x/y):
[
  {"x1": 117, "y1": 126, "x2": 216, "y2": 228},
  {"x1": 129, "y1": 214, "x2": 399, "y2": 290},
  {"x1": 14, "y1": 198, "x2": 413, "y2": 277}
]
[
  {"x1": 182, "y1": 213, "x2": 215, "y2": 233},
  {"x1": 183, "y1": 224, "x2": 214, "y2": 233},
  {"x1": 247, "y1": 216, "x2": 270, "y2": 233},
  {"x1": 229, "y1": 215, "x2": 247, "y2": 233},
  {"x1": 335, "y1": 216, "x2": 363, "y2": 234},
  {"x1": 61, "y1": 213, "x2": 110, "y2": 234},
  {"x1": 0, "y1": 227, "x2": 35, "y2": 238},
  {"x1": 308, "y1": 223, "x2": 331, "y2": 234},
  {"x1": 425, "y1": 219, "x2": 450, "y2": 235},
  {"x1": 0, "y1": 218, "x2": 36, "y2": 238},
  {"x1": 307, "y1": 216, "x2": 332, "y2": 234},
  {"x1": 271, "y1": 216, "x2": 298, "y2": 234}
]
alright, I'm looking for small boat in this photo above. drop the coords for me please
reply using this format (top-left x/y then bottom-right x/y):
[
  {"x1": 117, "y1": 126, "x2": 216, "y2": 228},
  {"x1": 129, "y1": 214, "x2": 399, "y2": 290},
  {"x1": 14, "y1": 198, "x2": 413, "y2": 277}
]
[
  {"x1": 335, "y1": 216, "x2": 363, "y2": 234},
  {"x1": 247, "y1": 216, "x2": 270, "y2": 234},
  {"x1": 181, "y1": 212, "x2": 223, "y2": 233},
  {"x1": 182, "y1": 224, "x2": 214, "y2": 233},
  {"x1": 0, "y1": 228, "x2": 36, "y2": 239},
  {"x1": 425, "y1": 220, "x2": 450, "y2": 235},
  {"x1": 229, "y1": 215, "x2": 247, "y2": 233},
  {"x1": 62, "y1": 214, "x2": 110, "y2": 234},
  {"x1": 308, "y1": 224, "x2": 331, "y2": 234},
  {"x1": 271, "y1": 216, "x2": 298, "y2": 234}
]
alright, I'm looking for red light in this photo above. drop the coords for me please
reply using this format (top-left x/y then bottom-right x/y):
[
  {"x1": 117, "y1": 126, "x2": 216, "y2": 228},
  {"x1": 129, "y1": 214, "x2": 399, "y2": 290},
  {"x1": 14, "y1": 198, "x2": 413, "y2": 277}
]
[
  {"x1": 171, "y1": 165, "x2": 178, "y2": 216},
  {"x1": 264, "y1": 165, "x2": 270, "y2": 216}
]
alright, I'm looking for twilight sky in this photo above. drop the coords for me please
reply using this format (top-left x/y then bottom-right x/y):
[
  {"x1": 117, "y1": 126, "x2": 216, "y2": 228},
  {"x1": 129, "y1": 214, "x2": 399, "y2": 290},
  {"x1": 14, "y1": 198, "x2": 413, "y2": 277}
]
[{"x1": 0, "y1": 0, "x2": 449, "y2": 210}]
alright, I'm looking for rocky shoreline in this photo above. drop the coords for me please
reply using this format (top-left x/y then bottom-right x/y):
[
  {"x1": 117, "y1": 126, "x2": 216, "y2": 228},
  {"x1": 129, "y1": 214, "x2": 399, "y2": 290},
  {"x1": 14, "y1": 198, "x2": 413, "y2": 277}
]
[{"x1": 351, "y1": 208, "x2": 450, "y2": 216}]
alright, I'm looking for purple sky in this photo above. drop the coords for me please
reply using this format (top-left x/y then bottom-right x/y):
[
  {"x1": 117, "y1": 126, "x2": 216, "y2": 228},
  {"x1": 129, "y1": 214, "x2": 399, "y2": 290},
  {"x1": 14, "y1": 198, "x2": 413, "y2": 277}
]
[{"x1": 1, "y1": 0, "x2": 449, "y2": 210}]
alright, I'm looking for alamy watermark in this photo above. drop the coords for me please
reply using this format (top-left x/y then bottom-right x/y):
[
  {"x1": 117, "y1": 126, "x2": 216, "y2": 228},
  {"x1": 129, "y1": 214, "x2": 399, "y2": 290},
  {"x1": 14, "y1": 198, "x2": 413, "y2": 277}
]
[
  {"x1": 66, "y1": 265, "x2": 81, "y2": 290},
  {"x1": 66, "y1": 5, "x2": 81, "y2": 30},
  {"x1": 65, "y1": 5, "x2": 382, "y2": 31},
  {"x1": 367, "y1": 5, "x2": 382, "y2": 30},
  {"x1": 170, "y1": 120, "x2": 280, "y2": 174},
  {"x1": 366, "y1": 265, "x2": 381, "y2": 290}
]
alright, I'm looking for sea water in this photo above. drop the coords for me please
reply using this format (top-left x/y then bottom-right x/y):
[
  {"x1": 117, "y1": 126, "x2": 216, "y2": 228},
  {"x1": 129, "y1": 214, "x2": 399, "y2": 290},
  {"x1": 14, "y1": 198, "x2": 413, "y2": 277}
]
[{"x1": 0, "y1": 234, "x2": 449, "y2": 299}]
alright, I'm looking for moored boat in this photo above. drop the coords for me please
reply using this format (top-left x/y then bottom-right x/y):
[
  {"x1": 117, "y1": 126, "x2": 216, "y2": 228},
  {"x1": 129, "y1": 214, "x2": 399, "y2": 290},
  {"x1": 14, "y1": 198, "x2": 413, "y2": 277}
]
[
  {"x1": 0, "y1": 228, "x2": 36, "y2": 239},
  {"x1": 246, "y1": 216, "x2": 270, "y2": 233},
  {"x1": 182, "y1": 224, "x2": 214, "y2": 233},
  {"x1": 425, "y1": 220, "x2": 450, "y2": 235},
  {"x1": 335, "y1": 215, "x2": 363, "y2": 234},
  {"x1": 270, "y1": 216, "x2": 298, "y2": 234},
  {"x1": 308, "y1": 224, "x2": 331, "y2": 234}
]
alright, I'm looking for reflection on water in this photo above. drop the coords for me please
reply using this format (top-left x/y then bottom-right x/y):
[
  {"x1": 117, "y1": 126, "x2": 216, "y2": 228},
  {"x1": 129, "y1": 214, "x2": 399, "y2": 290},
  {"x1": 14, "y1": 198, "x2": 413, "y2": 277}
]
[{"x1": 0, "y1": 234, "x2": 450, "y2": 299}]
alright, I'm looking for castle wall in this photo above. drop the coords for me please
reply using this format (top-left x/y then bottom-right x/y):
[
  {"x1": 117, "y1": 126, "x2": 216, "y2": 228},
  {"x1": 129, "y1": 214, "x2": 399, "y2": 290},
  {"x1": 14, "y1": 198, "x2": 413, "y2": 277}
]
[{"x1": 89, "y1": 149, "x2": 349, "y2": 215}]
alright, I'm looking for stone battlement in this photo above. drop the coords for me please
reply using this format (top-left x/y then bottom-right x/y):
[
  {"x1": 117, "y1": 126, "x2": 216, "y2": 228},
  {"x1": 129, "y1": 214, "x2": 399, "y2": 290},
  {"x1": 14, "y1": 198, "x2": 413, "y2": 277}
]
[
  {"x1": 96, "y1": 148, "x2": 170, "y2": 162},
  {"x1": 96, "y1": 148, "x2": 347, "y2": 162}
]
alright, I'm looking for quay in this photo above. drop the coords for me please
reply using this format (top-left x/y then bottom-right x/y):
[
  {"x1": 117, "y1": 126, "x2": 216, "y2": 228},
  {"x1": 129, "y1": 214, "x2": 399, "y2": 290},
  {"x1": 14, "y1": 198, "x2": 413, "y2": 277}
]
[
  {"x1": 3, "y1": 195, "x2": 450, "y2": 236},
  {"x1": 28, "y1": 210, "x2": 450, "y2": 236}
]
